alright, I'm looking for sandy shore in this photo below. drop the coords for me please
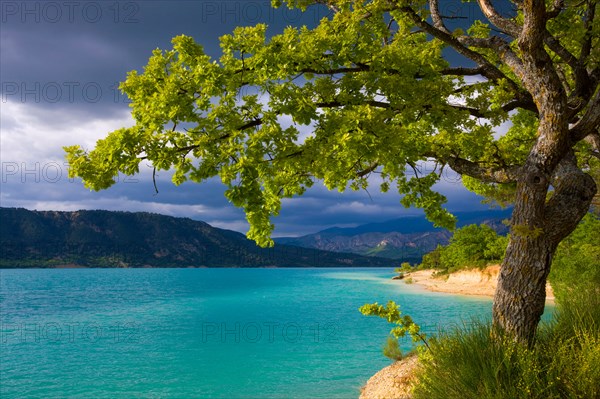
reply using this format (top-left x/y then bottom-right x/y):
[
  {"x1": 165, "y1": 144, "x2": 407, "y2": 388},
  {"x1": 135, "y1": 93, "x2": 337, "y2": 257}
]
[
  {"x1": 360, "y1": 354, "x2": 419, "y2": 399},
  {"x1": 400, "y1": 265, "x2": 555, "y2": 302}
]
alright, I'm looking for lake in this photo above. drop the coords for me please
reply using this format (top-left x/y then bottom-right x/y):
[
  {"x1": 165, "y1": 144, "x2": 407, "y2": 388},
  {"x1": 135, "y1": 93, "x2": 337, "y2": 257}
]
[{"x1": 0, "y1": 268, "x2": 507, "y2": 398}]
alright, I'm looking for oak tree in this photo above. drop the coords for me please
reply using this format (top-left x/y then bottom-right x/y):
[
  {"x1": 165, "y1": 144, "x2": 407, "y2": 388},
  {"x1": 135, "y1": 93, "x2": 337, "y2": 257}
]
[{"x1": 65, "y1": 0, "x2": 600, "y2": 344}]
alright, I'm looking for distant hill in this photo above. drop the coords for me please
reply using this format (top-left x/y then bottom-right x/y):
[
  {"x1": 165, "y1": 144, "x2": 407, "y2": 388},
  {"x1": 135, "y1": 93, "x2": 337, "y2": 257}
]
[
  {"x1": 0, "y1": 208, "x2": 396, "y2": 268},
  {"x1": 276, "y1": 210, "x2": 512, "y2": 261}
]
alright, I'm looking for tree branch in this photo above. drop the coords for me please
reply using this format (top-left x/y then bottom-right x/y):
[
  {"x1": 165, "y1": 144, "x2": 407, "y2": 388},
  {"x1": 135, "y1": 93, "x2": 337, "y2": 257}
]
[
  {"x1": 440, "y1": 67, "x2": 485, "y2": 76},
  {"x1": 449, "y1": 98, "x2": 538, "y2": 117},
  {"x1": 546, "y1": 0, "x2": 564, "y2": 19},
  {"x1": 489, "y1": 36, "x2": 529, "y2": 84},
  {"x1": 444, "y1": 156, "x2": 521, "y2": 183},
  {"x1": 357, "y1": 162, "x2": 379, "y2": 177},
  {"x1": 304, "y1": 63, "x2": 497, "y2": 79},
  {"x1": 544, "y1": 33, "x2": 580, "y2": 72},
  {"x1": 315, "y1": 100, "x2": 392, "y2": 109},
  {"x1": 429, "y1": 0, "x2": 450, "y2": 34},
  {"x1": 457, "y1": 36, "x2": 499, "y2": 48},
  {"x1": 299, "y1": 66, "x2": 368, "y2": 75},
  {"x1": 238, "y1": 119, "x2": 263, "y2": 130},
  {"x1": 476, "y1": 0, "x2": 522, "y2": 37},
  {"x1": 399, "y1": 6, "x2": 525, "y2": 97},
  {"x1": 422, "y1": 152, "x2": 520, "y2": 183},
  {"x1": 580, "y1": 0, "x2": 596, "y2": 61},
  {"x1": 519, "y1": 0, "x2": 548, "y2": 51},
  {"x1": 554, "y1": 64, "x2": 573, "y2": 95},
  {"x1": 545, "y1": 151, "x2": 597, "y2": 242},
  {"x1": 570, "y1": 86, "x2": 600, "y2": 141},
  {"x1": 544, "y1": 31, "x2": 591, "y2": 104},
  {"x1": 315, "y1": 0, "x2": 340, "y2": 14},
  {"x1": 152, "y1": 166, "x2": 159, "y2": 194},
  {"x1": 448, "y1": 105, "x2": 488, "y2": 118}
]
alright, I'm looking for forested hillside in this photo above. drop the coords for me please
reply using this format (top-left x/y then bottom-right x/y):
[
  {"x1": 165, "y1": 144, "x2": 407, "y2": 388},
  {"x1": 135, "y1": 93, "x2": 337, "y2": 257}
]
[{"x1": 0, "y1": 208, "x2": 395, "y2": 268}]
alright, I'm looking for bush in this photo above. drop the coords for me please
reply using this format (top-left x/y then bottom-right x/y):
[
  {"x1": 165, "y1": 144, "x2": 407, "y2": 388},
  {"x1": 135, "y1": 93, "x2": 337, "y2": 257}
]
[
  {"x1": 400, "y1": 262, "x2": 414, "y2": 272},
  {"x1": 418, "y1": 224, "x2": 508, "y2": 273},
  {"x1": 548, "y1": 213, "x2": 600, "y2": 302},
  {"x1": 412, "y1": 288, "x2": 600, "y2": 399},
  {"x1": 419, "y1": 245, "x2": 443, "y2": 270}
]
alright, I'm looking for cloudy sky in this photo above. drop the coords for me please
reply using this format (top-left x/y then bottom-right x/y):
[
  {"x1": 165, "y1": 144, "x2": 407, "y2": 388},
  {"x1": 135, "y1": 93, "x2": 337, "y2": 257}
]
[{"x1": 1, "y1": 1, "x2": 499, "y2": 237}]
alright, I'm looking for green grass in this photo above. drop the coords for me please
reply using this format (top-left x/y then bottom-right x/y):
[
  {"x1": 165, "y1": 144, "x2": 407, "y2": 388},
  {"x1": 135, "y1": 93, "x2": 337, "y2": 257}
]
[{"x1": 413, "y1": 289, "x2": 600, "y2": 399}]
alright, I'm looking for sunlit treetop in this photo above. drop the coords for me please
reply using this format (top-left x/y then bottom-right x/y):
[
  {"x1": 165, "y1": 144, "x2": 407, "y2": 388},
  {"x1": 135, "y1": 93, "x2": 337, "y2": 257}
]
[{"x1": 65, "y1": 0, "x2": 600, "y2": 247}]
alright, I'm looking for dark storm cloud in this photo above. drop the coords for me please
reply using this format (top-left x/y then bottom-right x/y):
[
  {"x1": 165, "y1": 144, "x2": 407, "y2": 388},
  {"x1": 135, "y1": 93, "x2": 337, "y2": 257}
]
[
  {"x1": 1, "y1": 0, "x2": 497, "y2": 236},
  {"x1": 1, "y1": 1, "x2": 330, "y2": 114}
]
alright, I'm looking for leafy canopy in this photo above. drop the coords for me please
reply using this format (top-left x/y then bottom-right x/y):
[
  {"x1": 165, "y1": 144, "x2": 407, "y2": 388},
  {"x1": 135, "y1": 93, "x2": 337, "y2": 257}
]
[{"x1": 65, "y1": 0, "x2": 600, "y2": 246}]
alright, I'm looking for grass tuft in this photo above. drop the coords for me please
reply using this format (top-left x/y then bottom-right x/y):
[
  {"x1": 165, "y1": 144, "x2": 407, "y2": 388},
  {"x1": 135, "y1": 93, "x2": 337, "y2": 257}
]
[{"x1": 413, "y1": 288, "x2": 600, "y2": 399}]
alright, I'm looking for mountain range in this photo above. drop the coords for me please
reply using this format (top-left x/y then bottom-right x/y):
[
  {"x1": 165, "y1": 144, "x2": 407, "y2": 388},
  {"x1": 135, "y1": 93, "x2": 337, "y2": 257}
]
[
  {"x1": 276, "y1": 209, "x2": 512, "y2": 261},
  {"x1": 0, "y1": 208, "x2": 396, "y2": 268},
  {"x1": 0, "y1": 207, "x2": 511, "y2": 268}
]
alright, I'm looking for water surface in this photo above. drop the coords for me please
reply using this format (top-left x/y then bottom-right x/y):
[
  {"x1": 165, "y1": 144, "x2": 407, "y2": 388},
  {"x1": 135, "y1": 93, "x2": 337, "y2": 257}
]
[{"x1": 1, "y1": 268, "x2": 505, "y2": 398}]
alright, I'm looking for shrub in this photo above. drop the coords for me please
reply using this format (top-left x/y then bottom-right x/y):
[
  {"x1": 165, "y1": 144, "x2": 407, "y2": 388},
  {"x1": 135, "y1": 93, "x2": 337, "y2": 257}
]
[
  {"x1": 419, "y1": 245, "x2": 443, "y2": 270},
  {"x1": 400, "y1": 262, "x2": 414, "y2": 272},
  {"x1": 359, "y1": 301, "x2": 430, "y2": 356},
  {"x1": 412, "y1": 287, "x2": 600, "y2": 399},
  {"x1": 548, "y1": 213, "x2": 600, "y2": 302},
  {"x1": 418, "y1": 224, "x2": 508, "y2": 273}
]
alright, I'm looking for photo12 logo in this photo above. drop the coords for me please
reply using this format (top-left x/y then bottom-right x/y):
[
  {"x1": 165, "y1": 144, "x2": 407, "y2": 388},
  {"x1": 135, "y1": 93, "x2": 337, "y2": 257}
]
[
  {"x1": 1, "y1": 1, "x2": 140, "y2": 24},
  {"x1": 1, "y1": 321, "x2": 140, "y2": 344},
  {"x1": 1, "y1": 81, "x2": 128, "y2": 104},
  {"x1": 1, "y1": 161, "x2": 139, "y2": 184},
  {"x1": 200, "y1": 321, "x2": 338, "y2": 344},
  {"x1": 199, "y1": 1, "x2": 328, "y2": 24}
]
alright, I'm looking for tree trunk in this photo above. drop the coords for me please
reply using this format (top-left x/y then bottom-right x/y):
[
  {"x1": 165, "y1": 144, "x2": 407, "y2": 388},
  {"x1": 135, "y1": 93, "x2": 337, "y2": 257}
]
[
  {"x1": 492, "y1": 223, "x2": 556, "y2": 345},
  {"x1": 490, "y1": 7, "x2": 599, "y2": 343},
  {"x1": 493, "y1": 152, "x2": 597, "y2": 344}
]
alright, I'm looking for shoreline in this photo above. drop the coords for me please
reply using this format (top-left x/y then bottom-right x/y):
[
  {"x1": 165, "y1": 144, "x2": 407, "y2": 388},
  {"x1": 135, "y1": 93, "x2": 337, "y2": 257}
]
[
  {"x1": 362, "y1": 266, "x2": 556, "y2": 399},
  {"x1": 396, "y1": 265, "x2": 555, "y2": 303}
]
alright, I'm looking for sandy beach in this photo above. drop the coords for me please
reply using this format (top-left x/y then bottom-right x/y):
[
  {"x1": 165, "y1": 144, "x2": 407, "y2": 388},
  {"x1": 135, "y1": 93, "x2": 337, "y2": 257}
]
[{"x1": 399, "y1": 265, "x2": 555, "y2": 302}]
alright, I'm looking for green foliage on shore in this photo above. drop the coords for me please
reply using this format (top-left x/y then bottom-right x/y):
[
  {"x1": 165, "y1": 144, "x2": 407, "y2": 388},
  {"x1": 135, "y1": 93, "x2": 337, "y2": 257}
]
[
  {"x1": 369, "y1": 214, "x2": 598, "y2": 396},
  {"x1": 417, "y1": 214, "x2": 598, "y2": 287},
  {"x1": 359, "y1": 301, "x2": 430, "y2": 360},
  {"x1": 395, "y1": 262, "x2": 413, "y2": 273},
  {"x1": 548, "y1": 213, "x2": 600, "y2": 302},
  {"x1": 418, "y1": 224, "x2": 508, "y2": 273},
  {"x1": 410, "y1": 213, "x2": 599, "y2": 396},
  {"x1": 412, "y1": 288, "x2": 600, "y2": 399}
]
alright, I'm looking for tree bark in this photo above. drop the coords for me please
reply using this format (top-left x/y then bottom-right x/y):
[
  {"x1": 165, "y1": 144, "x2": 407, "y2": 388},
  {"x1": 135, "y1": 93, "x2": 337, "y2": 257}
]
[
  {"x1": 493, "y1": 153, "x2": 597, "y2": 344},
  {"x1": 493, "y1": 236, "x2": 553, "y2": 344},
  {"x1": 489, "y1": 0, "x2": 599, "y2": 344}
]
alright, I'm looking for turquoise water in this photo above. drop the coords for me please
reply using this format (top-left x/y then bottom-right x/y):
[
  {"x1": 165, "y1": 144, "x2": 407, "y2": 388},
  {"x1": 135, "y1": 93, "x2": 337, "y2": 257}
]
[{"x1": 0, "y1": 268, "x2": 536, "y2": 398}]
